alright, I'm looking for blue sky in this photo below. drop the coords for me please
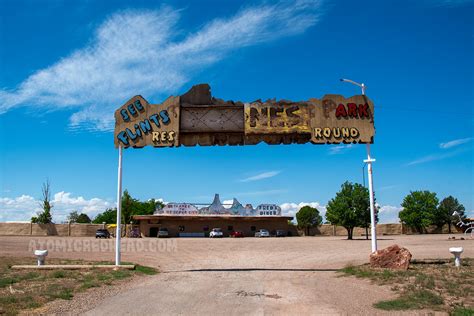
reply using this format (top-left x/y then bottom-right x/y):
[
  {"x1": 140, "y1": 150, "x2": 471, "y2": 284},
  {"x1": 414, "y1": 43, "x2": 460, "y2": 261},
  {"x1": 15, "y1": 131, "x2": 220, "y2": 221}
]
[{"x1": 0, "y1": 0, "x2": 473, "y2": 223}]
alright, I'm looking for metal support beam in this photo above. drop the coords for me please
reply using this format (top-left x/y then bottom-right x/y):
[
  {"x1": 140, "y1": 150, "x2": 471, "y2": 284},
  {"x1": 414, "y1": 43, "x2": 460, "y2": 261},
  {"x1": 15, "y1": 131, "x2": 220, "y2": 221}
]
[
  {"x1": 115, "y1": 146, "x2": 123, "y2": 266},
  {"x1": 364, "y1": 144, "x2": 377, "y2": 253}
]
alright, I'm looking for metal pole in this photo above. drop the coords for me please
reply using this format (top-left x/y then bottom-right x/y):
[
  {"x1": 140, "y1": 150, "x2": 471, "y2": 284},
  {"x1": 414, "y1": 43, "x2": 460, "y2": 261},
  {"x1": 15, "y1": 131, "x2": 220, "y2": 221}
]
[
  {"x1": 340, "y1": 78, "x2": 377, "y2": 252},
  {"x1": 115, "y1": 146, "x2": 123, "y2": 266},
  {"x1": 364, "y1": 144, "x2": 377, "y2": 253}
]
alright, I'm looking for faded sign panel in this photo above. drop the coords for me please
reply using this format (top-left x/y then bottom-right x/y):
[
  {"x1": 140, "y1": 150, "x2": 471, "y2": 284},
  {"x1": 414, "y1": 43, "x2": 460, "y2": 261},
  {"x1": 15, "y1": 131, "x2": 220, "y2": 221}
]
[
  {"x1": 114, "y1": 95, "x2": 180, "y2": 148},
  {"x1": 244, "y1": 102, "x2": 312, "y2": 135},
  {"x1": 113, "y1": 84, "x2": 375, "y2": 148},
  {"x1": 310, "y1": 95, "x2": 375, "y2": 144},
  {"x1": 180, "y1": 106, "x2": 244, "y2": 133}
]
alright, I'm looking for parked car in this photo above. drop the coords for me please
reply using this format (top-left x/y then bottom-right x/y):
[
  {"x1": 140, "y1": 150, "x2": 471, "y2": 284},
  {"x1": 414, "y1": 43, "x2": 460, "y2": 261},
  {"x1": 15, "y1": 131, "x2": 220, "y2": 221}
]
[
  {"x1": 209, "y1": 228, "x2": 223, "y2": 238},
  {"x1": 158, "y1": 227, "x2": 169, "y2": 238},
  {"x1": 276, "y1": 230, "x2": 286, "y2": 237},
  {"x1": 95, "y1": 229, "x2": 110, "y2": 238},
  {"x1": 230, "y1": 231, "x2": 244, "y2": 238},
  {"x1": 255, "y1": 229, "x2": 270, "y2": 237}
]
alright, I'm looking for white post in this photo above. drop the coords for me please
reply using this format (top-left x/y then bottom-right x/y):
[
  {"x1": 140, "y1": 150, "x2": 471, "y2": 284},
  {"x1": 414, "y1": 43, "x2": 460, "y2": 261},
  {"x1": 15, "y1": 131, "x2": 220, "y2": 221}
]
[
  {"x1": 364, "y1": 144, "x2": 377, "y2": 253},
  {"x1": 115, "y1": 146, "x2": 123, "y2": 266},
  {"x1": 340, "y1": 78, "x2": 377, "y2": 252}
]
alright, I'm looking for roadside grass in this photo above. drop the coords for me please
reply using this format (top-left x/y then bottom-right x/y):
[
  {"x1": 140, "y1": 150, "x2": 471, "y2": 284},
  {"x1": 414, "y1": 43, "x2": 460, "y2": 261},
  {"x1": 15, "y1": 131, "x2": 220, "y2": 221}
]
[
  {"x1": 0, "y1": 257, "x2": 158, "y2": 316},
  {"x1": 339, "y1": 258, "x2": 473, "y2": 314}
]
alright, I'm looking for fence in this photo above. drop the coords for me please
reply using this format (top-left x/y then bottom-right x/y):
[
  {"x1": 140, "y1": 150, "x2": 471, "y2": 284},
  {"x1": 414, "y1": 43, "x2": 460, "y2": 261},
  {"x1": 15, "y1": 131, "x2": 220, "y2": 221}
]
[{"x1": 0, "y1": 222, "x2": 463, "y2": 237}]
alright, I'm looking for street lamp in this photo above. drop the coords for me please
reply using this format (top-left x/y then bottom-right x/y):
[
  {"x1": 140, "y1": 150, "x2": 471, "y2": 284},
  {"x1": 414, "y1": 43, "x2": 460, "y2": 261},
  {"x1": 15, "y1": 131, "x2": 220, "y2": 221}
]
[
  {"x1": 340, "y1": 78, "x2": 366, "y2": 95},
  {"x1": 340, "y1": 78, "x2": 377, "y2": 253}
]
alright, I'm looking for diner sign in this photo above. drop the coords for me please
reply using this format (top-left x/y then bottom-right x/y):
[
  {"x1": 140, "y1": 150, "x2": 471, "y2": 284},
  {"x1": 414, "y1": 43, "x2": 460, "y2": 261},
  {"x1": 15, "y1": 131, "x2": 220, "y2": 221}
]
[{"x1": 114, "y1": 84, "x2": 374, "y2": 148}]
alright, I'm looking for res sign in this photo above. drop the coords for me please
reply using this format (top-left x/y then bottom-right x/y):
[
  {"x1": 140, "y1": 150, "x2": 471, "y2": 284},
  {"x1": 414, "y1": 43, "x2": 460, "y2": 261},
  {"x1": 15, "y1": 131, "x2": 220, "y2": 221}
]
[{"x1": 114, "y1": 84, "x2": 375, "y2": 148}]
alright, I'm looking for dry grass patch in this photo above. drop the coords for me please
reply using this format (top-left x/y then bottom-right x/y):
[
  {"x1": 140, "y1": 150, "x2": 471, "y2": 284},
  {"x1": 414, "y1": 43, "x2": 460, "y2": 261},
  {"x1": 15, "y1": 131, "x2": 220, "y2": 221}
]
[
  {"x1": 339, "y1": 258, "x2": 473, "y2": 314},
  {"x1": 0, "y1": 257, "x2": 157, "y2": 316}
]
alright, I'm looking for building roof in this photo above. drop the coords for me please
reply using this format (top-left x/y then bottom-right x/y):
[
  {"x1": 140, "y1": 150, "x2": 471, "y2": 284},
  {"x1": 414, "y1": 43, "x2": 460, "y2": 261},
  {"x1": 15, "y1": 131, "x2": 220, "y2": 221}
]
[{"x1": 133, "y1": 214, "x2": 293, "y2": 221}]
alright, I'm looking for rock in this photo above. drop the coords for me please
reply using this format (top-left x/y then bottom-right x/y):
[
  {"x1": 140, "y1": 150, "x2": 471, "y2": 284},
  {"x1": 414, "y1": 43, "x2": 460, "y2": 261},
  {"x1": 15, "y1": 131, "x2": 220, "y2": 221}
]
[
  {"x1": 180, "y1": 84, "x2": 212, "y2": 105},
  {"x1": 369, "y1": 244, "x2": 412, "y2": 270}
]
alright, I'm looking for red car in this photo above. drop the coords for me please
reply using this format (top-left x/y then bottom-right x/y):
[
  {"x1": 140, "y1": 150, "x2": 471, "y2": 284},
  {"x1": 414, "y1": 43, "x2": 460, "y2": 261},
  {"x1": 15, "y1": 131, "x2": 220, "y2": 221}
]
[{"x1": 230, "y1": 231, "x2": 244, "y2": 238}]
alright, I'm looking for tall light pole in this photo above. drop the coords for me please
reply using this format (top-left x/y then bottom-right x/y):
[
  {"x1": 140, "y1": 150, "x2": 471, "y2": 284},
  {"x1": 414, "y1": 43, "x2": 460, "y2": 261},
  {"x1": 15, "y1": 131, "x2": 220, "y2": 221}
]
[{"x1": 340, "y1": 78, "x2": 377, "y2": 253}]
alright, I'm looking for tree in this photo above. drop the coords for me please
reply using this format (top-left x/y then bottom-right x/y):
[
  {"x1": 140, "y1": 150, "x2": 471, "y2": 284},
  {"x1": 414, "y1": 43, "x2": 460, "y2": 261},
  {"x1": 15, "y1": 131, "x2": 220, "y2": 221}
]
[
  {"x1": 325, "y1": 181, "x2": 370, "y2": 240},
  {"x1": 32, "y1": 180, "x2": 53, "y2": 224},
  {"x1": 360, "y1": 202, "x2": 379, "y2": 240},
  {"x1": 121, "y1": 190, "x2": 139, "y2": 224},
  {"x1": 76, "y1": 213, "x2": 92, "y2": 223},
  {"x1": 67, "y1": 211, "x2": 80, "y2": 223},
  {"x1": 92, "y1": 208, "x2": 117, "y2": 224},
  {"x1": 399, "y1": 191, "x2": 438, "y2": 233},
  {"x1": 92, "y1": 191, "x2": 165, "y2": 224},
  {"x1": 68, "y1": 211, "x2": 91, "y2": 223},
  {"x1": 434, "y1": 196, "x2": 466, "y2": 233},
  {"x1": 296, "y1": 206, "x2": 322, "y2": 236}
]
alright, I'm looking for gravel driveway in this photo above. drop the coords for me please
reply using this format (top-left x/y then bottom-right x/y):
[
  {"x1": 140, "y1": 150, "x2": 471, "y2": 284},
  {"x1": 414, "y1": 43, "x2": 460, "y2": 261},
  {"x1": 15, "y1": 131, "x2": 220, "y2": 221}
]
[{"x1": 1, "y1": 234, "x2": 471, "y2": 315}]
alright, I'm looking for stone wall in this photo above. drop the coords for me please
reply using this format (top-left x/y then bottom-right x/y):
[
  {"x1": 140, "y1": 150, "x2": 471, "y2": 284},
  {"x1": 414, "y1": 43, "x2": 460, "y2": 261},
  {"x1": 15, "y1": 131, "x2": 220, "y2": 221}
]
[
  {"x1": 292, "y1": 223, "x2": 459, "y2": 237},
  {"x1": 0, "y1": 222, "x2": 464, "y2": 237},
  {"x1": 0, "y1": 223, "x2": 108, "y2": 237}
]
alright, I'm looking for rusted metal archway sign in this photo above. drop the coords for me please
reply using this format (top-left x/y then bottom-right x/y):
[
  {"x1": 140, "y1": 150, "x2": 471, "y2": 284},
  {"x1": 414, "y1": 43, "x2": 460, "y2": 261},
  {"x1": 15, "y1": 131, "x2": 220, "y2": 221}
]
[
  {"x1": 114, "y1": 84, "x2": 375, "y2": 148},
  {"x1": 112, "y1": 83, "x2": 377, "y2": 266}
]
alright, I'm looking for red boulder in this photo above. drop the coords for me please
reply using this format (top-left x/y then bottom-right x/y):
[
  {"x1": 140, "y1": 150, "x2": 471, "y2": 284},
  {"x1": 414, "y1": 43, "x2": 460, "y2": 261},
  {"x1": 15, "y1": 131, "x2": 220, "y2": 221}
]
[{"x1": 369, "y1": 244, "x2": 412, "y2": 270}]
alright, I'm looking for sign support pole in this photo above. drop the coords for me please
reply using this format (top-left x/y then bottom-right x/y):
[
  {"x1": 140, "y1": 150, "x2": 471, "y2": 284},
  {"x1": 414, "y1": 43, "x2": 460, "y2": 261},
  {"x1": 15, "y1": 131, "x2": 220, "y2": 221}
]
[
  {"x1": 115, "y1": 145, "x2": 123, "y2": 266},
  {"x1": 364, "y1": 144, "x2": 377, "y2": 253},
  {"x1": 340, "y1": 78, "x2": 377, "y2": 253}
]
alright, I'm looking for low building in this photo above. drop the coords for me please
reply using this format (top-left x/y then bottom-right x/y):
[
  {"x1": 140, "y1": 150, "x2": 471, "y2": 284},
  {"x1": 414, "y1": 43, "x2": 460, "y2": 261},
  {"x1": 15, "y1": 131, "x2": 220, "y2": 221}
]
[
  {"x1": 133, "y1": 194, "x2": 292, "y2": 237},
  {"x1": 133, "y1": 214, "x2": 293, "y2": 237}
]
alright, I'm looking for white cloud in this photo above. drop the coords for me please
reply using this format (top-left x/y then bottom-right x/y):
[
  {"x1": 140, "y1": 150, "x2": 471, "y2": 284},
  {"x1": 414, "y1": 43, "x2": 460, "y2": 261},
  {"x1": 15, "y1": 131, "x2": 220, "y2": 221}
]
[
  {"x1": 240, "y1": 170, "x2": 281, "y2": 182},
  {"x1": 405, "y1": 147, "x2": 468, "y2": 166},
  {"x1": 0, "y1": 195, "x2": 39, "y2": 222},
  {"x1": 279, "y1": 201, "x2": 403, "y2": 224},
  {"x1": 328, "y1": 144, "x2": 353, "y2": 155},
  {"x1": 222, "y1": 199, "x2": 233, "y2": 208},
  {"x1": 280, "y1": 202, "x2": 326, "y2": 221},
  {"x1": 0, "y1": 192, "x2": 113, "y2": 223},
  {"x1": 377, "y1": 205, "x2": 402, "y2": 224},
  {"x1": 0, "y1": 1, "x2": 323, "y2": 131},
  {"x1": 439, "y1": 137, "x2": 472, "y2": 149}
]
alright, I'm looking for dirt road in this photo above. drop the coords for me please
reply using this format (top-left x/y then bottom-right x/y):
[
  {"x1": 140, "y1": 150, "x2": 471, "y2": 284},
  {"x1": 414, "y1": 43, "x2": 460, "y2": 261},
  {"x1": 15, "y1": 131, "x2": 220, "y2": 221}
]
[{"x1": 1, "y1": 234, "x2": 471, "y2": 315}]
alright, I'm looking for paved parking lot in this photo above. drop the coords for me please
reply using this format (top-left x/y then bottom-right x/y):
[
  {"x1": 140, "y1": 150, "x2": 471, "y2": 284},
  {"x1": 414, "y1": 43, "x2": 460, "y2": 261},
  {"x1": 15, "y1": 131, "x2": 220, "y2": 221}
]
[{"x1": 1, "y1": 234, "x2": 472, "y2": 315}]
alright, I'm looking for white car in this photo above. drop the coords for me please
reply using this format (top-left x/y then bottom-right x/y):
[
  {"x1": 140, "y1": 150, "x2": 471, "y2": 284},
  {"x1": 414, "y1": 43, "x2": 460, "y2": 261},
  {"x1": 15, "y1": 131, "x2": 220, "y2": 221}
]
[
  {"x1": 255, "y1": 229, "x2": 270, "y2": 237},
  {"x1": 209, "y1": 228, "x2": 223, "y2": 238}
]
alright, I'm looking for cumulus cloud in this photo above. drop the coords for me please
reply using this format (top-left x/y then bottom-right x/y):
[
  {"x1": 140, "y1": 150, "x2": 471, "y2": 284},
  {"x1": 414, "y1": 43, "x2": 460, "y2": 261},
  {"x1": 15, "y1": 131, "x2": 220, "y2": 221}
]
[
  {"x1": 377, "y1": 205, "x2": 402, "y2": 224},
  {"x1": 222, "y1": 199, "x2": 233, "y2": 208},
  {"x1": 280, "y1": 201, "x2": 327, "y2": 221},
  {"x1": 0, "y1": 192, "x2": 113, "y2": 223},
  {"x1": 240, "y1": 171, "x2": 281, "y2": 182},
  {"x1": 0, "y1": 1, "x2": 323, "y2": 131},
  {"x1": 439, "y1": 137, "x2": 472, "y2": 149},
  {"x1": 279, "y1": 201, "x2": 403, "y2": 224}
]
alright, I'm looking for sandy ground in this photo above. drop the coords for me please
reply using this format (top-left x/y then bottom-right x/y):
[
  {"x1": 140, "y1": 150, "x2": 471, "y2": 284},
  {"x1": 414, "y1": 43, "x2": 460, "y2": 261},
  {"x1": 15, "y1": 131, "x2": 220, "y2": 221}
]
[{"x1": 1, "y1": 234, "x2": 472, "y2": 315}]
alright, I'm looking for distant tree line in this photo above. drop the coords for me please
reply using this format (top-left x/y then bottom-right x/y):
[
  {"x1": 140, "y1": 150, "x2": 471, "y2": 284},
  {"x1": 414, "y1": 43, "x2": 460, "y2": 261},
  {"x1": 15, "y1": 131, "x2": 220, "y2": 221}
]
[
  {"x1": 31, "y1": 181, "x2": 164, "y2": 225},
  {"x1": 296, "y1": 181, "x2": 467, "y2": 239},
  {"x1": 91, "y1": 190, "x2": 164, "y2": 224},
  {"x1": 399, "y1": 192, "x2": 466, "y2": 234}
]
